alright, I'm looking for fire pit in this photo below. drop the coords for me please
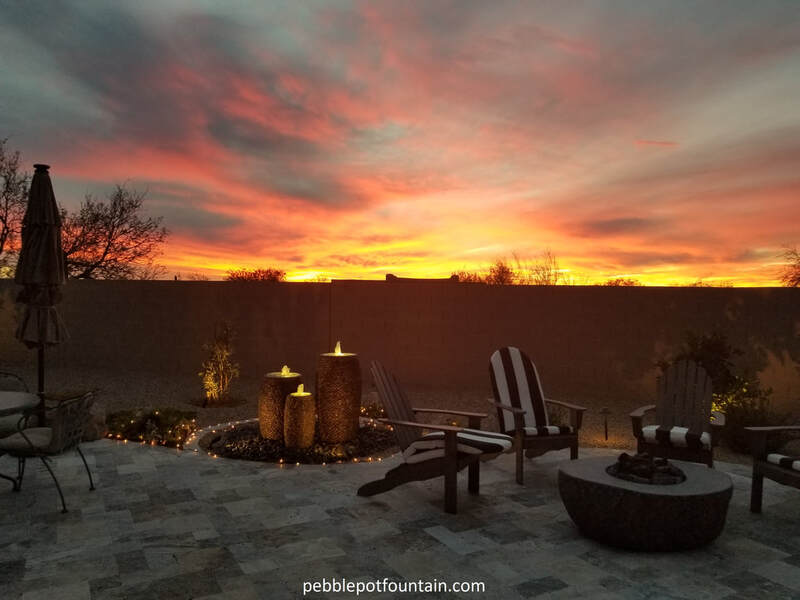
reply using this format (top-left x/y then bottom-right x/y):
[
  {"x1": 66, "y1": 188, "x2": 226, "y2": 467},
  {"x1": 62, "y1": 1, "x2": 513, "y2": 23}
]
[
  {"x1": 559, "y1": 455, "x2": 732, "y2": 551},
  {"x1": 606, "y1": 452, "x2": 686, "y2": 485}
]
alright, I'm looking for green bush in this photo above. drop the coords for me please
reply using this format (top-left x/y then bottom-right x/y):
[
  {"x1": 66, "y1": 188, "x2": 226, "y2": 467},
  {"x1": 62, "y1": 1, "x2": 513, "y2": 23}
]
[
  {"x1": 106, "y1": 408, "x2": 196, "y2": 448},
  {"x1": 198, "y1": 322, "x2": 240, "y2": 407},
  {"x1": 711, "y1": 377, "x2": 785, "y2": 453},
  {"x1": 661, "y1": 330, "x2": 787, "y2": 454}
]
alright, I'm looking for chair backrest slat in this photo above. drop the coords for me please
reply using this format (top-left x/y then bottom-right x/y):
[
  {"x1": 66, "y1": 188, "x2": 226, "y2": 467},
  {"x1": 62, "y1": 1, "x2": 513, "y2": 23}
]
[
  {"x1": 47, "y1": 392, "x2": 94, "y2": 453},
  {"x1": 656, "y1": 360, "x2": 711, "y2": 432},
  {"x1": 370, "y1": 361, "x2": 417, "y2": 451},
  {"x1": 489, "y1": 347, "x2": 548, "y2": 433}
]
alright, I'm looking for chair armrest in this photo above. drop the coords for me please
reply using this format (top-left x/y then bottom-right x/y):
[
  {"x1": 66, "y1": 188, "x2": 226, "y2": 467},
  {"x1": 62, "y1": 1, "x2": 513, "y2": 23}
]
[
  {"x1": 412, "y1": 407, "x2": 487, "y2": 429},
  {"x1": 545, "y1": 397, "x2": 587, "y2": 429},
  {"x1": 630, "y1": 404, "x2": 656, "y2": 437},
  {"x1": 745, "y1": 425, "x2": 800, "y2": 433},
  {"x1": 544, "y1": 398, "x2": 587, "y2": 412},
  {"x1": 630, "y1": 404, "x2": 656, "y2": 419},
  {"x1": 487, "y1": 400, "x2": 526, "y2": 414},
  {"x1": 412, "y1": 407, "x2": 488, "y2": 419},
  {"x1": 488, "y1": 400, "x2": 527, "y2": 431},
  {"x1": 379, "y1": 418, "x2": 465, "y2": 433},
  {"x1": 744, "y1": 426, "x2": 800, "y2": 459}
]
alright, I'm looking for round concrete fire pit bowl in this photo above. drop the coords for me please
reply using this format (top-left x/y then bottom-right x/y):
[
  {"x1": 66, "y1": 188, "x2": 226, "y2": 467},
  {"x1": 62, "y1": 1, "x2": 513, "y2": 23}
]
[{"x1": 558, "y1": 456, "x2": 733, "y2": 552}]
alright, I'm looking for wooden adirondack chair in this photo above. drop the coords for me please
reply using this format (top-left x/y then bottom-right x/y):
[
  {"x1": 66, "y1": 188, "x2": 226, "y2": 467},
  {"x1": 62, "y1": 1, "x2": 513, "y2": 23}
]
[
  {"x1": 358, "y1": 361, "x2": 513, "y2": 514},
  {"x1": 630, "y1": 360, "x2": 724, "y2": 467},
  {"x1": 489, "y1": 347, "x2": 587, "y2": 484},
  {"x1": 745, "y1": 425, "x2": 800, "y2": 513}
]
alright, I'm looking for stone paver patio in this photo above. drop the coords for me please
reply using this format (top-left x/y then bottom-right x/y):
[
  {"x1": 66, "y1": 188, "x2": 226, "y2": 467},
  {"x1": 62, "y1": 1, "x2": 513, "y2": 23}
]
[{"x1": 1, "y1": 442, "x2": 799, "y2": 599}]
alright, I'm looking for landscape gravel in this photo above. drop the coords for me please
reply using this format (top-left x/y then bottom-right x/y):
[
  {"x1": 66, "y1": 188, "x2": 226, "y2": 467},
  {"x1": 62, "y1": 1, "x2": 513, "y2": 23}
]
[{"x1": 5, "y1": 361, "x2": 751, "y2": 465}]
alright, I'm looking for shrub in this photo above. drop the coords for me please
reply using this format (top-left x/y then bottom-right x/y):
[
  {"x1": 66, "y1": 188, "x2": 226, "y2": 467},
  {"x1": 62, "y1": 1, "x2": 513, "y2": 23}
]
[
  {"x1": 106, "y1": 408, "x2": 196, "y2": 448},
  {"x1": 225, "y1": 267, "x2": 285, "y2": 281},
  {"x1": 198, "y1": 322, "x2": 240, "y2": 407},
  {"x1": 710, "y1": 376, "x2": 785, "y2": 453},
  {"x1": 661, "y1": 330, "x2": 787, "y2": 453}
]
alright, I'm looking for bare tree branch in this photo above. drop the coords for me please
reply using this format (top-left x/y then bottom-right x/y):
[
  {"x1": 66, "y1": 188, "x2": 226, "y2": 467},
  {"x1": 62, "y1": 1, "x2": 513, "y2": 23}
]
[
  {"x1": 0, "y1": 139, "x2": 30, "y2": 269},
  {"x1": 61, "y1": 185, "x2": 169, "y2": 279},
  {"x1": 780, "y1": 246, "x2": 800, "y2": 287}
]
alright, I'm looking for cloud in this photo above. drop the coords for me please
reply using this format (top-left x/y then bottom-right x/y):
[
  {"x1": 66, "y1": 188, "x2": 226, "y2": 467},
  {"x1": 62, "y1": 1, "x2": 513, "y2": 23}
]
[
  {"x1": 575, "y1": 217, "x2": 662, "y2": 237},
  {"x1": 635, "y1": 140, "x2": 678, "y2": 147},
  {"x1": 1, "y1": 1, "x2": 798, "y2": 283}
]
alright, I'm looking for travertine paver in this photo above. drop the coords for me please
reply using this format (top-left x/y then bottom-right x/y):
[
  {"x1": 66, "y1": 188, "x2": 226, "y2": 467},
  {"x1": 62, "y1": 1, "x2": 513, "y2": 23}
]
[{"x1": 1, "y1": 442, "x2": 799, "y2": 599}]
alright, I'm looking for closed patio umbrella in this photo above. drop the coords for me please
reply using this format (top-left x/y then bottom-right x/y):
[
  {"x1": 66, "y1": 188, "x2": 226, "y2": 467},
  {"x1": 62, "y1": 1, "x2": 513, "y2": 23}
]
[{"x1": 14, "y1": 164, "x2": 68, "y2": 414}]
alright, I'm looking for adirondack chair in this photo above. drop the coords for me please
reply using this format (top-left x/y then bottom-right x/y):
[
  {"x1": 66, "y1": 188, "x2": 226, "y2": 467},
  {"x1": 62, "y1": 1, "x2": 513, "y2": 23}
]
[
  {"x1": 489, "y1": 347, "x2": 587, "y2": 485},
  {"x1": 745, "y1": 426, "x2": 800, "y2": 513},
  {"x1": 630, "y1": 360, "x2": 724, "y2": 467},
  {"x1": 358, "y1": 361, "x2": 513, "y2": 514}
]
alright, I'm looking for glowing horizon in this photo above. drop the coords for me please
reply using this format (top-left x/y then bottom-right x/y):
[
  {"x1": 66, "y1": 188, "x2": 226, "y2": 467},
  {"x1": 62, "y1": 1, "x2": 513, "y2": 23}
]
[{"x1": 1, "y1": 2, "x2": 798, "y2": 286}]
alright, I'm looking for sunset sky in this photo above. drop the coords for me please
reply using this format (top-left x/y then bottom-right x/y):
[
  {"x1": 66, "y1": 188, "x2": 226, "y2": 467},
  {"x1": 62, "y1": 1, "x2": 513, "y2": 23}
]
[{"x1": 1, "y1": 1, "x2": 798, "y2": 284}]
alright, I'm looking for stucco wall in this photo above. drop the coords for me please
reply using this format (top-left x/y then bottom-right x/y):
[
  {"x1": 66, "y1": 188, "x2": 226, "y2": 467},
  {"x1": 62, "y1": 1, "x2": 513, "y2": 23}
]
[{"x1": 1, "y1": 280, "x2": 798, "y2": 412}]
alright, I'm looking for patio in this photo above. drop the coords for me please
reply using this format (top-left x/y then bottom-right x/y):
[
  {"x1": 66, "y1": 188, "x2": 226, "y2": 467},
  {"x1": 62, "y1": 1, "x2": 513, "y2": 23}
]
[{"x1": 1, "y1": 443, "x2": 799, "y2": 599}]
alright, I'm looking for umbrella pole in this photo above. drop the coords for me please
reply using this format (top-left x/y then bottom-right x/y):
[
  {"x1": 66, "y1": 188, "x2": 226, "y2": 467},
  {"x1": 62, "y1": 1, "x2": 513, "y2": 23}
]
[{"x1": 37, "y1": 346, "x2": 45, "y2": 424}]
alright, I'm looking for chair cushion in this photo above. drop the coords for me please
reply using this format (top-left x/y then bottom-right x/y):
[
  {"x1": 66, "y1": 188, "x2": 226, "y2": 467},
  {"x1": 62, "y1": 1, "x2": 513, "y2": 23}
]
[
  {"x1": 766, "y1": 453, "x2": 800, "y2": 472},
  {"x1": 0, "y1": 414, "x2": 29, "y2": 436},
  {"x1": 490, "y1": 347, "x2": 550, "y2": 432},
  {"x1": 0, "y1": 427, "x2": 52, "y2": 453},
  {"x1": 640, "y1": 425, "x2": 711, "y2": 450},
  {"x1": 523, "y1": 425, "x2": 574, "y2": 436},
  {"x1": 402, "y1": 429, "x2": 513, "y2": 464}
]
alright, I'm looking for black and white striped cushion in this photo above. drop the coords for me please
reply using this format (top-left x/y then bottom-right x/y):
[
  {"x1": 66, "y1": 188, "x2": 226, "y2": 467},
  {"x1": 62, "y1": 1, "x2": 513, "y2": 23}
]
[
  {"x1": 767, "y1": 454, "x2": 800, "y2": 472},
  {"x1": 640, "y1": 425, "x2": 711, "y2": 450},
  {"x1": 490, "y1": 347, "x2": 549, "y2": 433},
  {"x1": 524, "y1": 425, "x2": 573, "y2": 436},
  {"x1": 402, "y1": 429, "x2": 513, "y2": 464}
]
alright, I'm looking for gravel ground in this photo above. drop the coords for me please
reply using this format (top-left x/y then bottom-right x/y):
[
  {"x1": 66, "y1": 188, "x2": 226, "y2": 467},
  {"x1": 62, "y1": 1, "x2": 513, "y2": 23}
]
[{"x1": 5, "y1": 362, "x2": 753, "y2": 466}]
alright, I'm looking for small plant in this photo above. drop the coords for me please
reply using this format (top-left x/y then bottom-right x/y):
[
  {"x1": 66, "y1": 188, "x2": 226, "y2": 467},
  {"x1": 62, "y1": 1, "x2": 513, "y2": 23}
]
[
  {"x1": 711, "y1": 378, "x2": 785, "y2": 453},
  {"x1": 660, "y1": 330, "x2": 786, "y2": 453},
  {"x1": 198, "y1": 322, "x2": 240, "y2": 407},
  {"x1": 106, "y1": 408, "x2": 196, "y2": 448},
  {"x1": 360, "y1": 402, "x2": 386, "y2": 419}
]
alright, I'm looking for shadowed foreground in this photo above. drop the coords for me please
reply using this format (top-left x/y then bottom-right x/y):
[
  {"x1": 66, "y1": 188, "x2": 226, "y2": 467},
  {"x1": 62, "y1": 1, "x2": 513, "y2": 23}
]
[{"x1": 1, "y1": 445, "x2": 799, "y2": 599}]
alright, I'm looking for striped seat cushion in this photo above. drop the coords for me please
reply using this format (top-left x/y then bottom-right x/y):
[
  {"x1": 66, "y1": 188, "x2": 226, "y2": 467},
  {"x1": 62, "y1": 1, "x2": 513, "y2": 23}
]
[
  {"x1": 524, "y1": 425, "x2": 574, "y2": 436},
  {"x1": 403, "y1": 429, "x2": 513, "y2": 464},
  {"x1": 640, "y1": 425, "x2": 711, "y2": 450},
  {"x1": 490, "y1": 347, "x2": 550, "y2": 432},
  {"x1": 767, "y1": 454, "x2": 800, "y2": 472}
]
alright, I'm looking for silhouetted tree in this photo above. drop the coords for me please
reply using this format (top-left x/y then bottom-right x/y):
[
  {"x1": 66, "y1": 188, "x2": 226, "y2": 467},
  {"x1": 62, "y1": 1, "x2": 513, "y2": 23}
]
[
  {"x1": 453, "y1": 251, "x2": 575, "y2": 285},
  {"x1": 225, "y1": 267, "x2": 286, "y2": 281},
  {"x1": 684, "y1": 279, "x2": 732, "y2": 288},
  {"x1": 0, "y1": 139, "x2": 29, "y2": 272},
  {"x1": 517, "y1": 250, "x2": 565, "y2": 285},
  {"x1": 186, "y1": 272, "x2": 210, "y2": 281},
  {"x1": 61, "y1": 185, "x2": 169, "y2": 279},
  {"x1": 780, "y1": 246, "x2": 800, "y2": 287},
  {"x1": 485, "y1": 259, "x2": 516, "y2": 285},
  {"x1": 603, "y1": 277, "x2": 641, "y2": 286},
  {"x1": 451, "y1": 270, "x2": 484, "y2": 283}
]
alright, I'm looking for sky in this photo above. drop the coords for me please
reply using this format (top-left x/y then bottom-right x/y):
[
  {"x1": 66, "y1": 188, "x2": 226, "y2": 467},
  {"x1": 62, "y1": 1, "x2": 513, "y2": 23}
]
[{"x1": 1, "y1": 1, "x2": 798, "y2": 284}]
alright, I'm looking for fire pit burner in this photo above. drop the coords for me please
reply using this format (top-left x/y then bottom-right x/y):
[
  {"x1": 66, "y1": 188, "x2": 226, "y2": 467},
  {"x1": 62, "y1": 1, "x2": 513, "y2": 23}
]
[{"x1": 606, "y1": 452, "x2": 686, "y2": 485}]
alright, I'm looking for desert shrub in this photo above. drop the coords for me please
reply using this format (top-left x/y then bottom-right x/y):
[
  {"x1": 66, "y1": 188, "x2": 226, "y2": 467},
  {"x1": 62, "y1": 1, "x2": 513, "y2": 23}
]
[
  {"x1": 711, "y1": 377, "x2": 789, "y2": 453},
  {"x1": 106, "y1": 408, "x2": 196, "y2": 448},
  {"x1": 198, "y1": 322, "x2": 240, "y2": 407},
  {"x1": 661, "y1": 331, "x2": 788, "y2": 453}
]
